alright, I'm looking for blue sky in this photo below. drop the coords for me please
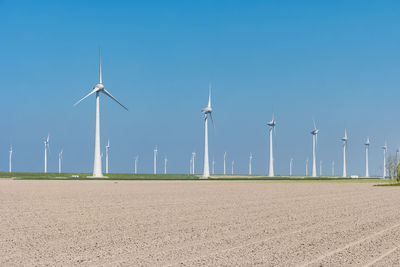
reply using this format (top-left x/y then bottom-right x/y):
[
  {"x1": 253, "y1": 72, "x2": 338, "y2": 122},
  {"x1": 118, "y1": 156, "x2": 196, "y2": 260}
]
[{"x1": 1, "y1": 0, "x2": 400, "y2": 175}]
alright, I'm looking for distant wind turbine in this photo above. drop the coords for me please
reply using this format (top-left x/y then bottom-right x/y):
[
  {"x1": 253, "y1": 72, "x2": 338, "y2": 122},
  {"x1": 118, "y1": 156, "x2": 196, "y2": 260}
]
[
  {"x1": 212, "y1": 157, "x2": 215, "y2": 175},
  {"x1": 231, "y1": 160, "x2": 234, "y2": 175},
  {"x1": 311, "y1": 120, "x2": 319, "y2": 177},
  {"x1": 382, "y1": 142, "x2": 387, "y2": 178},
  {"x1": 202, "y1": 84, "x2": 213, "y2": 178},
  {"x1": 332, "y1": 160, "x2": 335, "y2": 176},
  {"x1": 289, "y1": 158, "x2": 293, "y2": 176},
  {"x1": 342, "y1": 130, "x2": 348, "y2": 178},
  {"x1": 44, "y1": 134, "x2": 50, "y2": 173},
  {"x1": 134, "y1": 156, "x2": 138, "y2": 174},
  {"x1": 249, "y1": 153, "x2": 253, "y2": 175},
  {"x1": 154, "y1": 146, "x2": 158, "y2": 174},
  {"x1": 305, "y1": 157, "x2": 309, "y2": 176},
  {"x1": 365, "y1": 137, "x2": 370, "y2": 178},
  {"x1": 164, "y1": 156, "x2": 168, "y2": 174},
  {"x1": 267, "y1": 115, "x2": 276, "y2": 177},
  {"x1": 320, "y1": 160, "x2": 323, "y2": 176},
  {"x1": 223, "y1": 152, "x2": 227, "y2": 175},
  {"x1": 9, "y1": 145, "x2": 13, "y2": 173},
  {"x1": 191, "y1": 152, "x2": 196, "y2": 174},
  {"x1": 105, "y1": 139, "x2": 110, "y2": 174},
  {"x1": 58, "y1": 149, "x2": 63, "y2": 174},
  {"x1": 74, "y1": 49, "x2": 128, "y2": 177}
]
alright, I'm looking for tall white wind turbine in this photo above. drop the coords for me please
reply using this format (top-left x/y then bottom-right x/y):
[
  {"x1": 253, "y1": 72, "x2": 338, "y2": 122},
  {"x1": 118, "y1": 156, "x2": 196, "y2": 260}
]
[
  {"x1": 249, "y1": 153, "x2": 253, "y2": 175},
  {"x1": 44, "y1": 134, "x2": 50, "y2": 173},
  {"x1": 305, "y1": 157, "x2": 309, "y2": 176},
  {"x1": 223, "y1": 152, "x2": 227, "y2": 175},
  {"x1": 231, "y1": 160, "x2": 234, "y2": 175},
  {"x1": 320, "y1": 160, "x2": 323, "y2": 176},
  {"x1": 202, "y1": 85, "x2": 213, "y2": 178},
  {"x1": 134, "y1": 156, "x2": 138, "y2": 174},
  {"x1": 58, "y1": 149, "x2": 63, "y2": 174},
  {"x1": 365, "y1": 137, "x2": 370, "y2": 178},
  {"x1": 154, "y1": 146, "x2": 158, "y2": 174},
  {"x1": 9, "y1": 145, "x2": 13, "y2": 173},
  {"x1": 342, "y1": 130, "x2": 348, "y2": 178},
  {"x1": 74, "y1": 49, "x2": 128, "y2": 177},
  {"x1": 164, "y1": 156, "x2": 168, "y2": 174},
  {"x1": 332, "y1": 160, "x2": 335, "y2": 176},
  {"x1": 289, "y1": 158, "x2": 293, "y2": 176},
  {"x1": 267, "y1": 115, "x2": 276, "y2": 177},
  {"x1": 105, "y1": 139, "x2": 110, "y2": 174},
  {"x1": 191, "y1": 152, "x2": 196, "y2": 174},
  {"x1": 212, "y1": 157, "x2": 215, "y2": 175},
  {"x1": 382, "y1": 142, "x2": 387, "y2": 178},
  {"x1": 311, "y1": 121, "x2": 319, "y2": 177}
]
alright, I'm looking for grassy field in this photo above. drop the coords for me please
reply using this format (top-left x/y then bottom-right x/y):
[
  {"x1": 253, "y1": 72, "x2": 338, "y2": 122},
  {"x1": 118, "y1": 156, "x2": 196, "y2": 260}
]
[{"x1": 0, "y1": 172, "x2": 386, "y2": 182}]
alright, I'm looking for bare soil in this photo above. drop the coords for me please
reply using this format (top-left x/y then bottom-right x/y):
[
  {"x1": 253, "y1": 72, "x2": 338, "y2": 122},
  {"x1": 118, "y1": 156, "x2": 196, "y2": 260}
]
[{"x1": 1, "y1": 180, "x2": 399, "y2": 266}]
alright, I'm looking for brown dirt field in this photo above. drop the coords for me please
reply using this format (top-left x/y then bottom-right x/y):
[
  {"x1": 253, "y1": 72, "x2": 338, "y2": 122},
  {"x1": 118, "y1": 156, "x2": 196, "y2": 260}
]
[{"x1": 1, "y1": 180, "x2": 400, "y2": 266}]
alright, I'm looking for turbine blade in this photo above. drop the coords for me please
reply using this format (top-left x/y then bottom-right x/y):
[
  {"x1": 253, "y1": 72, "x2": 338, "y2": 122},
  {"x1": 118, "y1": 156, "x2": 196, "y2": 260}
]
[
  {"x1": 313, "y1": 119, "x2": 316, "y2": 130},
  {"x1": 102, "y1": 89, "x2": 128, "y2": 111},
  {"x1": 99, "y1": 48, "x2": 102, "y2": 84},
  {"x1": 209, "y1": 113, "x2": 215, "y2": 129},
  {"x1": 74, "y1": 88, "x2": 98, "y2": 106},
  {"x1": 208, "y1": 83, "x2": 211, "y2": 108}
]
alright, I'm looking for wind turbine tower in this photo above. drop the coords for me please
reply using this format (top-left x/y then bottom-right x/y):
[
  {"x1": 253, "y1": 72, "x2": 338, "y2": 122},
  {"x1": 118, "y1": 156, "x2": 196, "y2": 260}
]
[
  {"x1": 267, "y1": 115, "x2": 276, "y2": 177},
  {"x1": 305, "y1": 157, "x2": 309, "y2": 176},
  {"x1": 201, "y1": 85, "x2": 213, "y2": 178},
  {"x1": 231, "y1": 160, "x2": 234, "y2": 175},
  {"x1": 105, "y1": 139, "x2": 110, "y2": 174},
  {"x1": 320, "y1": 160, "x2": 323, "y2": 176},
  {"x1": 9, "y1": 145, "x2": 13, "y2": 173},
  {"x1": 212, "y1": 157, "x2": 215, "y2": 175},
  {"x1": 249, "y1": 153, "x2": 253, "y2": 175},
  {"x1": 382, "y1": 142, "x2": 387, "y2": 178},
  {"x1": 365, "y1": 137, "x2": 370, "y2": 178},
  {"x1": 164, "y1": 156, "x2": 168, "y2": 174},
  {"x1": 58, "y1": 149, "x2": 63, "y2": 174},
  {"x1": 223, "y1": 152, "x2": 227, "y2": 175},
  {"x1": 311, "y1": 121, "x2": 319, "y2": 177},
  {"x1": 154, "y1": 146, "x2": 158, "y2": 174},
  {"x1": 191, "y1": 152, "x2": 196, "y2": 174},
  {"x1": 332, "y1": 160, "x2": 335, "y2": 176},
  {"x1": 342, "y1": 130, "x2": 348, "y2": 178},
  {"x1": 134, "y1": 156, "x2": 138, "y2": 174},
  {"x1": 44, "y1": 135, "x2": 50, "y2": 173},
  {"x1": 290, "y1": 158, "x2": 293, "y2": 176},
  {"x1": 74, "y1": 49, "x2": 128, "y2": 177}
]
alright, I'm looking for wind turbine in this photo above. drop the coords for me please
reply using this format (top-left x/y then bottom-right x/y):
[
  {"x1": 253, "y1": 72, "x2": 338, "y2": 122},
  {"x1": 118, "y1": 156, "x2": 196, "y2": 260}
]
[
  {"x1": 191, "y1": 152, "x2": 196, "y2": 174},
  {"x1": 202, "y1": 85, "x2": 213, "y2": 178},
  {"x1": 365, "y1": 137, "x2": 370, "y2": 178},
  {"x1": 164, "y1": 156, "x2": 168, "y2": 174},
  {"x1": 105, "y1": 139, "x2": 110, "y2": 174},
  {"x1": 154, "y1": 146, "x2": 158, "y2": 174},
  {"x1": 134, "y1": 156, "x2": 138, "y2": 174},
  {"x1": 58, "y1": 149, "x2": 63, "y2": 174},
  {"x1": 249, "y1": 153, "x2": 253, "y2": 175},
  {"x1": 212, "y1": 157, "x2": 215, "y2": 175},
  {"x1": 231, "y1": 160, "x2": 234, "y2": 175},
  {"x1": 223, "y1": 152, "x2": 227, "y2": 175},
  {"x1": 382, "y1": 142, "x2": 387, "y2": 179},
  {"x1": 311, "y1": 120, "x2": 319, "y2": 177},
  {"x1": 9, "y1": 145, "x2": 13, "y2": 173},
  {"x1": 267, "y1": 115, "x2": 276, "y2": 177},
  {"x1": 305, "y1": 157, "x2": 309, "y2": 176},
  {"x1": 289, "y1": 158, "x2": 293, "y2": 176},
  {"x1": 44, "y1": 134, "x2": 50, "y2": 173},
  {"x1": 342, "y1": 130, "x2": 348, "y2": 178},
  {"x1": 332, "y1": 160, "x2": 335, "y2": 176},
  {"x1": 189, "y1": 156, "x2": 193, "y2": 174},
  {"x1": 74, "y1": 49, "x2": 128, "y2": 177}
]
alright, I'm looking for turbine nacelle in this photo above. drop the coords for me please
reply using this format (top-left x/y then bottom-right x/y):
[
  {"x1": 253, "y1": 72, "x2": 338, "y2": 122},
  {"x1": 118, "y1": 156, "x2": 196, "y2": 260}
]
[
  {"x1": 267, "y1": 120, "x2": 276, "y2": 127},
  {"x1": 95, "y1": 83, "x2": 104, "y2": 91},
  {"x1": 365, "y1": 137, "x2": 370, "y2": 146},
  {"x1": 311, "y1": 129, "x2": 319, "y2": 135},
  {"x1": 202, "y1": 106, "x2": 212, "y2": 114}
]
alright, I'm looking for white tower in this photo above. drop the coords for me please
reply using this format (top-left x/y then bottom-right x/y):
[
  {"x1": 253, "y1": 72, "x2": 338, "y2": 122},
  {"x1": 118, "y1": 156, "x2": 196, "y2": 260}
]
[
  {"x1": 105, "y1": 139, "x2": 110, "y2": 174},
  {"x1": 311, "y1": 121, "x2": 319, "y2": 177},
  {"x1": 191, "y1": 152, "x2": 196, "y2": 174},
  {"x1": 342, "y1": 130, "x2": 348, "y2": 178},
  {"x1": 332, "y1": 160, "x2": 335, "y2": 176},
  {"x1": 223, "y1": 152, "x2": 227, "y2": 175},
  {"x1": 320, "y1": 160, "x2": 323, "y2": 176},
  {"x1": 202, "y1": 85, "x2": 213, "y2": 179},
  {"x1": 365, "y1": 137, "x2": 370, "y2": 178},
  {"x1": 382, "y1": 142, "x2": 387, "y2": 179},
  {"x1": 231, "y1": 160, "x2": 234, "y2": 175},
  {"x1": 44, "y1": 135, "x2": 50, "y2": 173},
  {"x1": 74, "y1": 49, "x2": 128, "y2": 177},
  {"x1": 9, "y1": 145, "x2": 13, "y2": 173},
  {"x1": 164, "y1": 156, "x2": 168, "y2": 174},
  {"x1": 154, "y1": 146, "x2": 158, "y2": 174},
  {"x1": 249, "y1": 153, "x2": 253, "y2": 175},
  {"x1": 267, "y1": 115, "x2": 276, "y2": 177},
  {"x1": 212, "y1": 157, "x2": 215, "y2": 175},
  {"x1": 289, "y1": 158, "x2": 293, "y2": 176},
  {"x1": 58, "y1": 149, "x2": 63, "y2": 174},
  {"x1": 134, "y1": 156, "x2": 138, "y2": 174}
]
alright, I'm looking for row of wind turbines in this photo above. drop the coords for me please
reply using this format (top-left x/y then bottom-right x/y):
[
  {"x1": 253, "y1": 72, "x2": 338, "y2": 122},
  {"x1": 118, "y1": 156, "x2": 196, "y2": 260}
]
[{"x1": 7, "y1": 50, "x2": 390, "y2": 178}]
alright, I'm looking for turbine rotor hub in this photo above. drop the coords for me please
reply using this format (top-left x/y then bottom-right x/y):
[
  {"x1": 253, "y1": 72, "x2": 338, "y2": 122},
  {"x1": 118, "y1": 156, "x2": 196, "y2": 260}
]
[{"x1": 95, "y1": 83, "x2": 104, "y2": 90}]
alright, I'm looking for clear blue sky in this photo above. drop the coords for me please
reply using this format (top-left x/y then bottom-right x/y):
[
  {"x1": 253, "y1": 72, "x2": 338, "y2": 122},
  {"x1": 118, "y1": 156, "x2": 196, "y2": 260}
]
[{"x1": 1, "y1": 0, "x2": 400, "y2": 175}]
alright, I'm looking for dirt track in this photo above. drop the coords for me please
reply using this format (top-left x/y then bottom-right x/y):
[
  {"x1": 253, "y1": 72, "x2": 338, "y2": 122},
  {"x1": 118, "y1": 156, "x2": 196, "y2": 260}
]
[{"x1": 1, "y1": 180, "x2": 400, "y2": 266}]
